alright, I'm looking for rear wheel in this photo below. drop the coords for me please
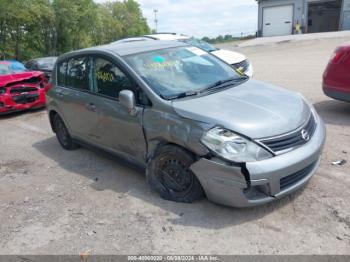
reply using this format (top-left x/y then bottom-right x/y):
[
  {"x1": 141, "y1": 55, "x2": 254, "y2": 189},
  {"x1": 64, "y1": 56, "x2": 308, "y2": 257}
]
[
  {"x1": 53, "y1": 114, "x2": 79, "y2": 150},
  {"x1": 146, "y1": 145, "x2": 204, "y2": 203}
]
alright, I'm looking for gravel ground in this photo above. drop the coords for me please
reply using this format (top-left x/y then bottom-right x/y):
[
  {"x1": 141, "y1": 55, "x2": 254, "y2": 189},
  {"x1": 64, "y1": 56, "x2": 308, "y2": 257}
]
[{"x1": 0, "y1": 35, "x2": 350, "y2": 255}]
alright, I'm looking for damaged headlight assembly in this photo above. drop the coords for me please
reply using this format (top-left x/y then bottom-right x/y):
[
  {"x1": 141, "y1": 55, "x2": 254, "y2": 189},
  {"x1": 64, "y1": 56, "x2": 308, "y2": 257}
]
[{"x1": 201, "y1": 127, "x2": 273, "y2": 163}]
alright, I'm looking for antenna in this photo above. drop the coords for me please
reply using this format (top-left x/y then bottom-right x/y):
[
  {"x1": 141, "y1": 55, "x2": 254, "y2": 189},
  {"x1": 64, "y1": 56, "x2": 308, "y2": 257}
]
[{"x1": 153, "y1": 9, "x2": 158, "y2": 33}]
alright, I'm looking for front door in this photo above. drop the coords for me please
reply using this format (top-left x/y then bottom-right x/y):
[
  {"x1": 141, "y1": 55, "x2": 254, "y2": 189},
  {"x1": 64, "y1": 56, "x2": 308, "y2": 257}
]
[{"x1": 88, "y1": 56, "x2": 147, "y2": 163}]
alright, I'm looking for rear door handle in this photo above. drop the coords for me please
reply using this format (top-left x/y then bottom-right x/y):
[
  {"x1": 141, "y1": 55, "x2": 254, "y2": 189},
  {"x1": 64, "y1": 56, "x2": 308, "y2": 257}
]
[{"x1": 86, "y1": 103, "x2": 97, "y2": 112}]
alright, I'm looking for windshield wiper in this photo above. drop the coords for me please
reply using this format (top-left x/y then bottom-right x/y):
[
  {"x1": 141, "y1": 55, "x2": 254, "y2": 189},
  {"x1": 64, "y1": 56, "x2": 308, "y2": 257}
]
[
  {"x1": 162, "y1": 76, "x2": 247, "y2": 100},
  {"x1": 200, "y1": 77, "x2": 247, "y2": 94},
  {"x1": 163, "y1": 90, "x2": 199, "y2": 100}
]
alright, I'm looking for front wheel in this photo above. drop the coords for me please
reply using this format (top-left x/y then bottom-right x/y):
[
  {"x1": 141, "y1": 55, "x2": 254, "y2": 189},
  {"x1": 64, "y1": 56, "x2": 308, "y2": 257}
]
[{"x1": 146, "y1": 145, "x2": 204, "y2": 203}]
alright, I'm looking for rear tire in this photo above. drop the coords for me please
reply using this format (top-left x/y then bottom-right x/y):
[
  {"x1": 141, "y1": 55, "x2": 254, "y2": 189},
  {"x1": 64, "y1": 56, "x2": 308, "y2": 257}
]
[
  {"x1": 53, "y1": 114, "x2": 79, "y2": 150},
  {"x1": 146, "y1": 145, "x2": 204, "y2": 203}
]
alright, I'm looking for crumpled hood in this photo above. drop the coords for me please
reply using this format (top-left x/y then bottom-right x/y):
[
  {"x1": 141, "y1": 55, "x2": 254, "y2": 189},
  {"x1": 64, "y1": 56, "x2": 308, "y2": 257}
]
[
  {"x1": 211, "y1": 49, "x2": 247, "y2": 65},
  {"x1": 0, "y1": 71, "x2": 43, "y2": 87},
  {"x1": 172, "y1": 79, "x2": 311, "y2": 139}
]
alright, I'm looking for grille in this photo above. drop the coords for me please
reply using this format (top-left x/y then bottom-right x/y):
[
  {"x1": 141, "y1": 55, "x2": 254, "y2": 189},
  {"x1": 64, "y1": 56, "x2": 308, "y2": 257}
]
[
  {"x1": 232, "y1": 59, "x2": 249, "y2": 71},
  {"x1": 10, "y1": 86, "x2": 38, "y2": 94},
  {"x1": 280, "y1": 161, "x2": 317, "y2": 190},
  {"x1": 12, "y1": 93, "x2": 39, "y2": 104},
  {"x1": 259, "y1": 114, "x2": 316, "y2": 154}
]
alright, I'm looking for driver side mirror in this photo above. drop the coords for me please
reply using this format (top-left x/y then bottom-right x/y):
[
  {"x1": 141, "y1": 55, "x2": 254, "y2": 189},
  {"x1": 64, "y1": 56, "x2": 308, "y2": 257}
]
[{"x1": 119, "y1": 90, "x2": 138, "y2": 116}]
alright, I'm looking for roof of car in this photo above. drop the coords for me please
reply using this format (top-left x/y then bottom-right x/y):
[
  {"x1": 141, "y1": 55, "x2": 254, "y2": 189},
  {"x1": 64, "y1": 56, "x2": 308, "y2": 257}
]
[
  {"x1": 30, "y1": 56, "x2": 58, "y2": 62},
  {"x1": 110, "y1": 34, "x2": 191, "y2": 45},
  {"x1": 144, "y1": 33, "x2": 190, "y2": 41},
  {"x1": 110, "y1": 37, "x2": 154, "y2": 44},
  {"x1": 61, "y1": 40, "x2": 188, "y2": 59}
]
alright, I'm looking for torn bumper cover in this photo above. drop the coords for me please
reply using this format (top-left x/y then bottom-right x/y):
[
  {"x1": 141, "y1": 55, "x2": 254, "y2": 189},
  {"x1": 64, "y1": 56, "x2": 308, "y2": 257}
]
[{"x1": 191, "y1": 117, "x2": 326, "y2": 208}]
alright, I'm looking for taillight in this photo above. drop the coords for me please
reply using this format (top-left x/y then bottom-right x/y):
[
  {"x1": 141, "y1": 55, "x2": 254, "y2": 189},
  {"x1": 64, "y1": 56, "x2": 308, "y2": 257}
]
[{"x1": 330, "y1": 50, "x2": 348, "y2": 64}]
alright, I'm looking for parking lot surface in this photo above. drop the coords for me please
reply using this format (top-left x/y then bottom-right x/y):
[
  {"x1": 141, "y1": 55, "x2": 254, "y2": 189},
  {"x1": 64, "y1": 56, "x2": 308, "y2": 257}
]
[{"x1": 1, "y1": 36, "x2": 350, "y2": 255}]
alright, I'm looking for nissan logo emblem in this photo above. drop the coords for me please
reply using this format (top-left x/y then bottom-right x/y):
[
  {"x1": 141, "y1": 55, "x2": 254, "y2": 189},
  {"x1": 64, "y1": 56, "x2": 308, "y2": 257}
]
[{"x1": 301, "y1": 129, "x2": 310, "y2": 141}]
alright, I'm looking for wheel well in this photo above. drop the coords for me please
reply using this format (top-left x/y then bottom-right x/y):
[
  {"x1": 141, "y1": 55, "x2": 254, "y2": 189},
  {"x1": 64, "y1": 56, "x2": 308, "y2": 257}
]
[
  {"x1": 147, "y1": 141, "x2": 197, "y2": 163},
  {"x1": 49, "y1": 110, "x2": 58, "y2": 133}
]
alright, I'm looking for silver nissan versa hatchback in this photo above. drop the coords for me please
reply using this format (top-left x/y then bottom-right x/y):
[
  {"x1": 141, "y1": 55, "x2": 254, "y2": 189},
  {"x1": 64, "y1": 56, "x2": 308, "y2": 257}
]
[{"x1": 47, "y1": 40, "x2": 326, "y2": 207}]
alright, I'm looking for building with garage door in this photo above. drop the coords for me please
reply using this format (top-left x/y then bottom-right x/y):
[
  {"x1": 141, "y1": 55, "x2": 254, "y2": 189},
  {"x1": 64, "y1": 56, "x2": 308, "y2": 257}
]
[{"x1": 257, "y1": 0, "x2": 350, "y2": 37}]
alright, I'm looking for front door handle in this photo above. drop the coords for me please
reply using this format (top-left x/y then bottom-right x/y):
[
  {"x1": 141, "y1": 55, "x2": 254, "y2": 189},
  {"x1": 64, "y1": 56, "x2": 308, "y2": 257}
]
[{"x1": 86, "y1": 103, "x2": 97, "y2": 112}]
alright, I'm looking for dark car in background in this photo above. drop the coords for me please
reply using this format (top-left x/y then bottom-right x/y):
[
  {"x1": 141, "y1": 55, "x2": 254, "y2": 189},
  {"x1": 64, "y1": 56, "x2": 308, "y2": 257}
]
[
  {"x1": 323, "y1": 42, "x2": 350, "y2": 102},
  {"x1": 0, "y1": 60, "x2": 50, "y2": 115},
  {"x1": 25, "y1": 57, "x2": 57, "y2": 79}
]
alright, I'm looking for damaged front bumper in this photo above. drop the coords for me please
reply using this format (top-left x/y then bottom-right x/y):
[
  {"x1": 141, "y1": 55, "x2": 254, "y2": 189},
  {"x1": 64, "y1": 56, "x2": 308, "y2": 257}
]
[
  {"x1": 190, "y1": 116, "x2": 326, "y2": 208},
  {"x1": 0, "y1": 90, "x2": 46, "y2": 115}
]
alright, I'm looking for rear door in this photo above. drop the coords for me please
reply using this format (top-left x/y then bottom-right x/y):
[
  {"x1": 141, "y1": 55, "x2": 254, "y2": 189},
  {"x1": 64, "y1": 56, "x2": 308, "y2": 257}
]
[
  {"x1": 263, "y1": 5, "x2": 294, "y2": 37},
  {"x1": 54, "y1": 56, "x2": 99, "y2": 141}
]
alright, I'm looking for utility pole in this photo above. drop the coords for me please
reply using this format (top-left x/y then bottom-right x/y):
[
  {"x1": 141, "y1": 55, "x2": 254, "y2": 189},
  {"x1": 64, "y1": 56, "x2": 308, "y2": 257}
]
[{"x1": 153, "y1": 9, "x2": 158, "y2": 33}]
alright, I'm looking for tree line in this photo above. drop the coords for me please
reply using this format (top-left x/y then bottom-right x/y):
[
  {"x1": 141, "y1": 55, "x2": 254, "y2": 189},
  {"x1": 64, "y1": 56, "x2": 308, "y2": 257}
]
[
  {"x1": 0, "y1": 0, "x2": 150, "y2": 61},
  {"x1": 202, "y1": 34, "x2": 256, "y2": 44}
]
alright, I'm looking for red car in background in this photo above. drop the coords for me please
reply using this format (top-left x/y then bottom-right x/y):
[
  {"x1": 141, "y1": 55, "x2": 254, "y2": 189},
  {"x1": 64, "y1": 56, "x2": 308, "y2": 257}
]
[
  {"x1": 0, "y1": 61, "x2": 50, "y2": 115},
  {"x1": 323, "y1": 42, "x2": 350, "y2": 102}
]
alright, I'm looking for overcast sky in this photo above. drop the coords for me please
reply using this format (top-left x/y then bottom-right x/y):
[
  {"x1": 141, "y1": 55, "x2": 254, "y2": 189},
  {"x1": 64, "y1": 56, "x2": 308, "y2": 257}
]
[{"x1": 95, "y1": 0, "x2": 258, "y2": 38}]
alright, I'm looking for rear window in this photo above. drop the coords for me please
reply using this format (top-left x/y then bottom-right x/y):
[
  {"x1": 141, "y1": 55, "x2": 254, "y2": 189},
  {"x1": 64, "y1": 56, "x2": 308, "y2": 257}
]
[{"x1": 38, "y1": 57, "x2": 57, "y2": 69}]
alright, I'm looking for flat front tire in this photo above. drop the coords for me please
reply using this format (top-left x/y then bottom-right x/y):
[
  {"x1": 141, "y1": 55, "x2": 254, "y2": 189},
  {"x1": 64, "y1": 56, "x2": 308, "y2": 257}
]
[
  {"x1": 53, "y1": 114, "x2": 79, "y2": 150},
  {"x1": 146, "y1": 145, "x2": 204, "y2": 203}
]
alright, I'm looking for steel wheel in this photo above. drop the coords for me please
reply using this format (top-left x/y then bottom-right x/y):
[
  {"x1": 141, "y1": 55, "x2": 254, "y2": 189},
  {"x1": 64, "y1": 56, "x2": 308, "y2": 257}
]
[{"x1": 147, "y1": 145, "x2": 204, "y2": 203}]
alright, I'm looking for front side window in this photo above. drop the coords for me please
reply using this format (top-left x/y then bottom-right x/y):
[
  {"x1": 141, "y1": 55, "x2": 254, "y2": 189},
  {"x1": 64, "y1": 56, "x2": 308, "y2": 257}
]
[
  {"x1": 92, "y1": 57, "x2": 133, "y2": 98},
  {"x1": 67, "y1": 57, "x2": 90, "y2": 90},
  {"x1": 124, "y1": 46, "x2": 244, "y2": 99}
]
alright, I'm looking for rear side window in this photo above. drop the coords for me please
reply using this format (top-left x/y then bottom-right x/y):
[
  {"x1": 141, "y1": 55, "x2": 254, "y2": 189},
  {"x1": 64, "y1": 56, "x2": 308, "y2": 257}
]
[
  {"x1": 57, "y1": 61, "x2": 67, "y2": 86},
  {"x1": 67, "y1": 57, "x2": 90, "y2": 90}
]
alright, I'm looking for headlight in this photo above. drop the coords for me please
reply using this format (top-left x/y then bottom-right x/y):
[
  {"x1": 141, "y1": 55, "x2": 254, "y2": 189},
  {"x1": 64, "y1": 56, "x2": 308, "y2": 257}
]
[{"x1": 201, "y1": 127, "x2": 272, "y2": 163}]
